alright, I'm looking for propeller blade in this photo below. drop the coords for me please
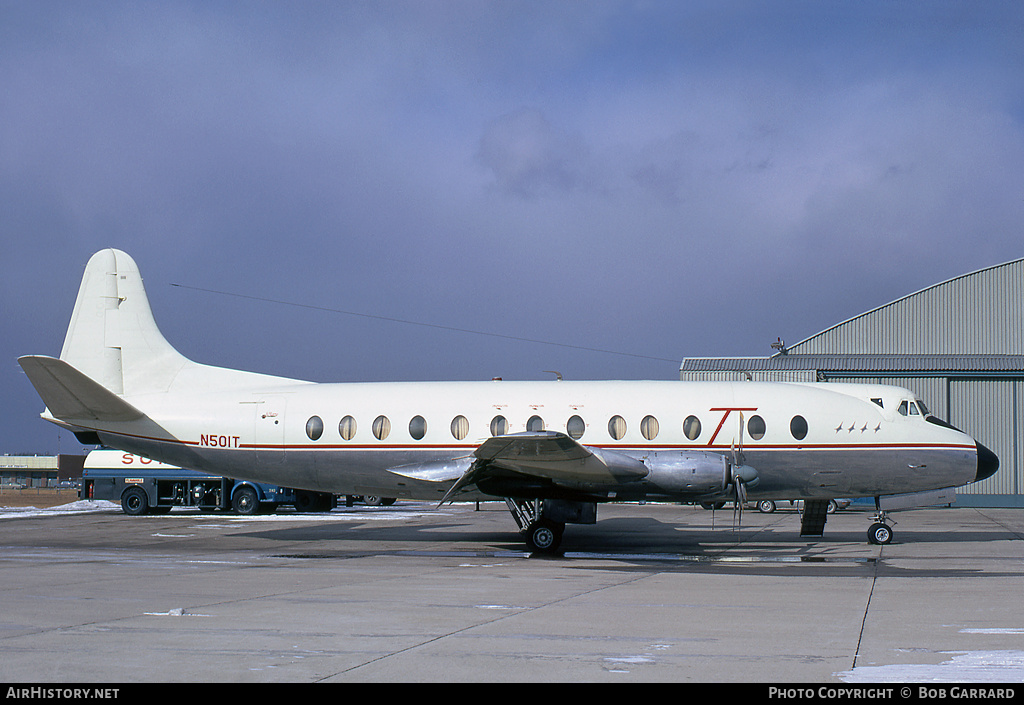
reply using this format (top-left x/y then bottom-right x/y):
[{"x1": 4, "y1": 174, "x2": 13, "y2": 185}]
[{"x1": 732, "y1": 478, "x2": 745, "y2": 529}]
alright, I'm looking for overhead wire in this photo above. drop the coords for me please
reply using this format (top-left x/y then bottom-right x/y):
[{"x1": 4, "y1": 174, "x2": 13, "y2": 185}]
[{"x1": 169, "y1": 283, "x2": 680, "y2": 364}]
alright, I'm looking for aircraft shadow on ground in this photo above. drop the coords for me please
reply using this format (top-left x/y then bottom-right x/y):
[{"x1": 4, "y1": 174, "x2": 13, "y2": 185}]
[{"x1": 227, "y1": 513, "x2": 1022, "y2": 579}]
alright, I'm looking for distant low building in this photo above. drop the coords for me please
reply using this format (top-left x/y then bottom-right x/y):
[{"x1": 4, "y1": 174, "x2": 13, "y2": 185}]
[{"x1": 0, "y1": 454, "x2": 85, "y2": 488}]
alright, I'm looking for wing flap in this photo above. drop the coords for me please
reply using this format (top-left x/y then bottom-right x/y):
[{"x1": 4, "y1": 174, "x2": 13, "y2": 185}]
[
  {"x1": 18, "y1": 355, "x2": 145, "y2": 423},
  {"x1": 387, "y1": 458, "x2": 473, "y2": 483}
]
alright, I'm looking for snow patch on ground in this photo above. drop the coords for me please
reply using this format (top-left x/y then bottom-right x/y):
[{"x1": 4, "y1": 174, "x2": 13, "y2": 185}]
[
  {"x1": 0, "y1": 500, "x2": 119, "y2": 519},
  {"x1": 838, "y1": 650, "x2": 1024, "y2": 682},
  {"x1": 0, "y1": 499, "x2": 452, "y2": 522}
]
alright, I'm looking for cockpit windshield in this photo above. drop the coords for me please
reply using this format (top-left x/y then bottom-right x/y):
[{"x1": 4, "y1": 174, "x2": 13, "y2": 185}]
[
  {"x1": 896, "y1": 399, "x2": 932, "y2": 418},
  {"x1": 898, "y1": 400, "x2": 922, "y2": 417}
]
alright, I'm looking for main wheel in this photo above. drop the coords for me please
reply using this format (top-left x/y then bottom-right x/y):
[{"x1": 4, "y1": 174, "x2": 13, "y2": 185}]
[
  {"x1": 524, "y1": 520, "x2": 564, "y2": 553},
  {"x1": 868, "y1": 522, "x2": 893, "y2": 545},
  {"x1": 294, "y1": 490, "x2": 332, "y2": 512},
  {"x1": 121, "y1": 486, "x2": 149, "y2": 516}
]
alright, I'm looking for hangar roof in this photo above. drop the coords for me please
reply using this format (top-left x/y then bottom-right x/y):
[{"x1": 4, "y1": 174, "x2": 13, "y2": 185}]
[
  {"x1": 681, "y1": 353, "x2": 1024, "y2": 376},
  {"x1": 784, "y1": 257, "x2": 1024, "y2": 356}
]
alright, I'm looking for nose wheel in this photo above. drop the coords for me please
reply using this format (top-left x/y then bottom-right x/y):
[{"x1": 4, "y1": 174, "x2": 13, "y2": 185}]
[
  {"x1": 867, "y1": 510, "x2": 894, "y2": 545},
  {"x1": 868, "y1": 522, "x2": 893, "y2": 544}
]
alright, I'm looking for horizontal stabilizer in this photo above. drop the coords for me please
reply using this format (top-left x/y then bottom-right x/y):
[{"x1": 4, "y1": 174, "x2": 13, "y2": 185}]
[{"x1": 18, "y1": 355, "x2": 145, "y2": 423}]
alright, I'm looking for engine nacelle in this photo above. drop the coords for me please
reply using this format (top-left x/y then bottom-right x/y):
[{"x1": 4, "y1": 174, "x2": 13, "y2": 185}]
[{"x1": 643, "y1": 450, "x2": 730, "y2": 495}]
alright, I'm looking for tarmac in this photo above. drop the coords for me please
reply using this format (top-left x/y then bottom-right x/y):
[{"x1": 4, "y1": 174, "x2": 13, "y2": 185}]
[{"x1": 0, "y1": 499, "x2": 1022, "y2": 684}]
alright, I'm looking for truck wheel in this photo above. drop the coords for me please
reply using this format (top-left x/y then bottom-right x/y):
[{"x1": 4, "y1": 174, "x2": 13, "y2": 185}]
[
  {"x1": 232, "y1": 486, "x2": 260, "y2": 515},
  {"x1": 121, "y1": 487, "x2": 149, "y2": 516}
]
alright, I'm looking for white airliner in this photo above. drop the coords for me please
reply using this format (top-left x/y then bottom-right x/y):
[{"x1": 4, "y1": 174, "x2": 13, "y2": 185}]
[{"x1": 20, "y1": 249, "x2": 998, "y2": 551}]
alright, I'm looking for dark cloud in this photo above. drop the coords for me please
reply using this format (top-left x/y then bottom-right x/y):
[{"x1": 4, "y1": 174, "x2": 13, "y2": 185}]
[{"x1": 477, "y1": 109, "x2": 589, "y2": 199}]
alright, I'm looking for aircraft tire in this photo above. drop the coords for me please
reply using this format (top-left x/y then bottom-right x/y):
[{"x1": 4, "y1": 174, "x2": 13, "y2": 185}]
[
  {"x1": 294, "y1": 490, "x2": 332, "y2": 512},
  {"x1": 121, "y1": 487, "x2": 149, "y2": 516},
  {"x1": 868, "y1": 522, "x2": 893, "y2": 545},
  {"x1": 524, "y1": 520, "x2": 563, "y2": 553}
]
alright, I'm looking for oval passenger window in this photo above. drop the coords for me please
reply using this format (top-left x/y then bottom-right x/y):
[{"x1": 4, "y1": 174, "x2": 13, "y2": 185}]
[
  {"x1": 790, "y1": 415, "x2": 808, "y2": 441},
  {"x1": 641, "y1": 415, "x2": 659, "y2": 441},
  {"x1": 409, "y1": 415, "x2": 427, "y2": 440},
  {"x1": 451, "y1": 415, "x2": 469, "y2": 440},
  {"x1": 490, "y1": 415, "x2": 508, "y2": 436},
  {"x1": 683, "y1": 415, "x2": 701, "y2": 441},
  {"x1": 339, "y1": 415, "x2": 357, "y2": 441},
  {"x1": 608, "y1": 415, "x2": 626, "y2": 441},
  {"x1": 372, "y1": 415, "x2": 391, "y2": 441},
  {"x1": 747, "y1": 415, "x2": 766, "y2": 440},
  {"x1": 567, "y1": 415, "x2": 586, "y2": 440},
  {"x1": 305, "y1": 416, "x2": 323, "y2": 441}
]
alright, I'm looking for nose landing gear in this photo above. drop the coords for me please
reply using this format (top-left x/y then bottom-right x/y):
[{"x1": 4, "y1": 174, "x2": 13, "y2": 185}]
[{"x1": 868, "y1": 508, "x2": 895, "y2": 545}]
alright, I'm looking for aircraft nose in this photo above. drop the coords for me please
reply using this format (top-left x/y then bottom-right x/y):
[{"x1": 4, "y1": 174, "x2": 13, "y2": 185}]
[{"x1": 975, "y1": 442, "x2": 999, "y2": 482}]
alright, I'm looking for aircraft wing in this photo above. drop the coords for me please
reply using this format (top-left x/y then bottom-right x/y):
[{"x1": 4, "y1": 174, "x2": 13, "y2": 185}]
[
  {"x1": 473, "y1": 431, "x2": 647, "y2": 482},
  {"x1": 438, "y1": 431, "x2": 649, "y2": 504}
]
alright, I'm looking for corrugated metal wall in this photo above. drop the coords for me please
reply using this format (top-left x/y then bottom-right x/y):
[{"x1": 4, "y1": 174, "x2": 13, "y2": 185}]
[
  {"x1": 679, "y1": 370, "x2": 818, "y2": 383},
  {"x1": 950, "y1": 379, "x2": 1020, "y2": 497}
]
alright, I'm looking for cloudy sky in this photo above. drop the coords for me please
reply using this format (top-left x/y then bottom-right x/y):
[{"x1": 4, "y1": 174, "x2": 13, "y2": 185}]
[{"x1": 3, "y1": 1, "x2": 1023, "y2": 455}]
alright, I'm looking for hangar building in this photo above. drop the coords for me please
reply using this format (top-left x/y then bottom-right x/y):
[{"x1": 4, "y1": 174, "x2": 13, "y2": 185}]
[{"x1": 681, "y1": 257, "x2": 1024, "y2": 507}]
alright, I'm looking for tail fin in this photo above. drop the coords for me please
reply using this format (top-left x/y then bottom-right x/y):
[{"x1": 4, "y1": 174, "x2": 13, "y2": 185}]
[{"x1": 60, "y1": 249, "x2": 190, "y2": 397}]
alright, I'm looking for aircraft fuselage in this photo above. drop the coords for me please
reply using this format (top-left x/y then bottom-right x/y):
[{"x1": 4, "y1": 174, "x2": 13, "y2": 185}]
[{"x1": 82, "y1": 378, "x2": 982, "y2": 505}]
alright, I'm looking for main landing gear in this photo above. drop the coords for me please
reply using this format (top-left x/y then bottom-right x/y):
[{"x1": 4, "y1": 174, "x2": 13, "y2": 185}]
[
  {"x1": 505, "y1": 498, "x2": 565, "y2": 552},
  {"x1": 504, "y1": 498, "x2": 598, "y2": 553}
]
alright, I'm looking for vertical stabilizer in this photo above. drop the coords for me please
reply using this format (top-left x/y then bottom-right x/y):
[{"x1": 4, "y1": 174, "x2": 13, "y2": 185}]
[{"x1": 60, "y1": 249, "x2": 190, "y2": 397}]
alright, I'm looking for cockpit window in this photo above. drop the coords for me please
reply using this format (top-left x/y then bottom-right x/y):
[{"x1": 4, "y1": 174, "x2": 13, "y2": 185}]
[
  {"x1": 898, "y1": 400, "x2": 921, "y2": 417},
  {"x1": 870, "y1": 398, "x2": 883, "y2": 408},
  {"x1": 917, "y1": 399, "x2": 930, "y2": 415}
]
